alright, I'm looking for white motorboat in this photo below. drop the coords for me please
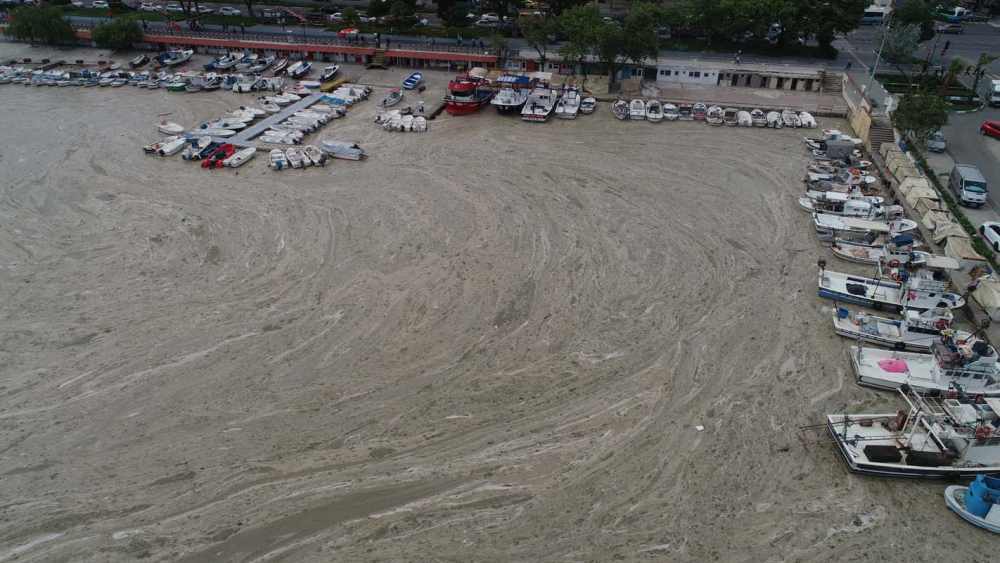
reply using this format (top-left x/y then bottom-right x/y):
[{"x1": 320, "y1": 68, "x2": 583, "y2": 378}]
[
  {"x1": 629, "y1": 99, "x2": 645, "y2": 120},
  {"x1": 379, "y1": 88, "x2": 403, "y2": 108},
  {"x1": 579, "y1": 97, "x2": 597, "y2": 114},
  {"x1": 158, "y1": 136, "x2": 188, "y2": 156},
  {"x1": 286, "y1": 147, "x2": 309, "y2": 168},
  {"x1": 799, "y1": 111, "x2": 817, "y2": 128},
  {"x1": 491, "y1": 76, "x2": 531, "y2": 114},
  {"x1": 612, "y1": 100, "x2": 629, "y2": 120},
  {"x1": 260, "y1": 100, "x2": 281, "y2": 114},
  {"x1": 814, "y1": 213, "x2": 917, "y2": 237},
  {"x1": 830, "y1": 234, "x2": 929, "y2": 266},
  {"x1": 266, "y1": 95, "x2": 291, "y2": 106},
  {"x1": 262, "y1": 135, "x2": 298, "y2": 145},
  {"x1": 234, "y1": 75, "x2": 262, "y2": 93},
  {"x1": 319, "y1": 65, "x2": 339, "y2": 82},
  {"x1": 826, "y1": 388, "x2": 1000, "y2": 478},
  {"x1": 298, "y1": 80, "x2": 322, "y2": 89},
  {"x1": 706, "y1": 106, "x2": 724, "y2": 125},
  {"x1": 400, "y1": 114, "x2": 415, "y2": 131},
  {"x1": 722, "y1": 107, "x2": 739, "y2": 126},
  {"x1": 269, "y1": 149, "x2": 288, "y2": 169},
  {"x1": 766, "y1": 111, "x2": 782, "y2": 128},
  {"x1": 224, "y1": 147, "x2": 256, "y2": 168},
  {"x1": 413, "y1": 116, "x2": 427, "y2": 132},
  {"x1": 798, "y1": 191, "x2": 901, "y2": 219},
  {"x1": 214, "y1": 52, "x2": 243, "y2": 70},
  {"x1": 848, "y1": 339, "x2": 1000, "y2": 396},
  {"x1": 294, "y1": 111, "x2": 330, "y2": 123},
  {"x1": 303, "y1": 145, "x2": 327, "y2": 166},
  {"x1": 805, "y1": 129, "x2": 863, "y2": 151},
  {"x1": 662, "y1": 103, "x2": 678, "y2": 121},
  {"x1": 277, "y1": 91, "x2": 302, "y2": 102},
  {"x1": 555, "y1": 88, "x2": 582, "y2": 119},
  {"x1": 782, "y1": 108, "x2": 800, "y2": 127},
  {"x1": 235, "y1": 54, "x2": 259, "y2": 71},
  {"x1": 521, "y1": 87, "x2": 558, "y2": 122},
  {"x1": 817, "y1": 266, "x2": 965, "y2": 313},
  {"x1": 750, "y1": 109, "x2": 767, "y2": 127},
  {"x1": 382, "y1": 113, "x2": 401, "y2": 131},
  {"x1": 284, "y1": 61, "x2": 305, "y2": 77},
  {"x1": 737, "y1": 110, "x2": 752, "y2": 127},
  {"x1": 832, "y1": 306, "x2": 973, "y2": 352},
  {"x1": 181, "y1": 136, "x2": 214, "y2": 160},
  {"x1": 194, "y1": 128, "x2": 236, "y2": 138},
  {"x1": 644, "y1": 99, "x2": 663, "y2": 123},
  {"x1": 321, "y1": 140, "x2": 365, "y2": 160},
  {"x1": 945, "y1": 476, "x2": 1000, "y2": 534},
  {"x1": 143, "y1": 135, "x2": 178, "y2": 154},
  {"x1": 158, "y1": 120, "x2": 184, "y2": 135}
]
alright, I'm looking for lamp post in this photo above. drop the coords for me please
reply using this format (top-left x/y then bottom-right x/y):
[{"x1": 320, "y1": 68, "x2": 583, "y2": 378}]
[{"x1": 865, "y1": 11, "x2": 891, "y2": 97}]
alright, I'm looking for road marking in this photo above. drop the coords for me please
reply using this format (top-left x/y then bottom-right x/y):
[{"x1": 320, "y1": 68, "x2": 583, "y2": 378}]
[{"x1": 850, "y1": 51, "x2": 869, "y2": 71}]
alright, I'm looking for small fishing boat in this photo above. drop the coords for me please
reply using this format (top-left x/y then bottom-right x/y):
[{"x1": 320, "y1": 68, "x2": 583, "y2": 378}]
[
  {"x1": 269, "y1": 149, "x2": 288, "y2": 170},
  {"x1": 185, "y1": 76, "x2": 205, "y2": 93},
  {"x1": 644, "y1": 99, "x2": 663, "y2": 123},
  {"x1": 272, "y1": 58, "x2": 289, "y2": 75},
  {"x1": 629, "y1": 99, "x2": 646, "y2": 120},
  {"x1": 832, "y1": 306, "x2": 972, "y2": 352},
  {"x1": 260, "y1": 100, "x2": 281, "y2": 114},
  {"x1": 165, "y1": 78, "x2": 188, "y2": 92},
  {"x1": 782, "y1": 108, "x2": 800, "y2": 128},
  {"x1": 265, "y1": 95, "x2": 290, "y2": 106},
  {"x1": 799, "y1": 111, "x2": 817, "y2": 128},
  {"x1": 298, "y1": 80, "x2": 322, "y2": 89},
  {"x1": 722, "y1": 107, "x2": 739, "y2": 126},
  {"x1": 814, "y1": 214, "x2": 917, "y2": 237},
  {"x1": 289, "y1": 61, "x2": 311, "y2": 78},
  {"x1": 158, "y1": 120, "x2": 185, "y2": 135},
  {"x1": 766, "y1": 111, "x2": 782, "y2": 128},
  {"x1": 817, "y1": 266, "x2": 965, "y2": 313},
  {"x1": 706, "y1": 106, "x2": 723, "y2": 125},
  {"x1": 402, "y1": 71, "x2": 422, "y2": 89},
  {"x1": 303, "y1": 145, "x2": 327, "y2": 166},
  {"x1": 182, "y1": 139, "x2": 219, "y2": 161},
  {"x1": 522, "y1": 87, "x2": 558, "y2": 122},
  {"x1": 413, "y1": 116, "x2": 428, "y2": 132},
  {"x1": 158, "y1": 136, "x2": 188, "y2": 156},
  {"x1": 286, "y1": 147, "x2": 309, "y2": 168},
  {"x1": 945, "y1": 476, "x2": 1000, "y2": 534},
  {"x1": 677, "y1": 103, "x2": 694, "y2": 121},
  {"x1": 276, "y1": 91, "x2": 301, "y2": 102},
  {"x1": 612, "y1": 99, "x2": 629, "y2": 120},
  {"x1": 194, "y1": 128, "x2": 236, "y2": 138},
  {"x1": 579, "y1": 97, "x2": 596, "y2": 114},
  {"x1": 401, "y1": 114, "x2": 415, "y2": 131},
  {"x1": 555, "y1": 88, "x2": 581, "y2": 119},
  {"x1": 750, "y1": 109, "x2": 767, "y2": 127},
  {"x1": 261, "y1": 135, "x2": 298, "y2": 145},
  {"x1": 692, "y1": 103, "x2": 708, "y2": 120},
  {"x1": 224, "y1": 147, "x2": 256, "y2": 168},
  {"x1": 830, "y1": 234, "x2": 927, "y2": 266},
  {"x1": 662, "y1": 103, "x2": 678, "y2": 121},
  {"x1": 235, "y1": 54, "x2": 259, "y2": 71},
  {"x1": 202, "y1": 143, "x2": 237, "y2": 169},
  {"x1": 321, "y1": 140, "x2": 365, "y2": 160},
  {"x1": 143, "y1": 135, "x2": 179, "y2": 155},
  {"x1": 379, "y1": 88, "x2": 403, "y2": 108},
  {"x1": 737, "y1": 110, "x2": 752, "y2": 127},
  {"x1": 214, "y1": 52, "x2": 243, "y2": 70},
  {"x1": 848, "y1": 339, "x2": 1000, "y2": 396},
  {"x1": 129, "y1": 54, "x2": 149, "y2": 68}
]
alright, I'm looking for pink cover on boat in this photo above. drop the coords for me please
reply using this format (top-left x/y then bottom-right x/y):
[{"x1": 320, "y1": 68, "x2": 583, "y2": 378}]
[{"x1": 877, "y1": 359, "x2": 909, "y2": 373}]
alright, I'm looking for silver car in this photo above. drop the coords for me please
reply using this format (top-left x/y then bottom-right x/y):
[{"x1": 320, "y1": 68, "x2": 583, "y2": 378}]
[{"x1": 925, "y1": 131, "x2": 946, "y2": 153}]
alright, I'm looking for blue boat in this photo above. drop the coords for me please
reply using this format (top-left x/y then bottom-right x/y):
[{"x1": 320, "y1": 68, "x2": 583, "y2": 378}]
[
  {"x1": 946, "y1": 475, "x2": 1000, "y2": 533},
  {"x1": 402, "y1": 72, "x2": 422, "y2": 90}
]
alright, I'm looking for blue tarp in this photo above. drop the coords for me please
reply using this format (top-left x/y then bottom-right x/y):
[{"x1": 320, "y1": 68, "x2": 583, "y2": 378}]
[
  {"x1": 497, "y1": 75, "x2": 532, "y2": 86},
  {"x1": 889, "y1": 235, "x2": 914, "y2": 247}
]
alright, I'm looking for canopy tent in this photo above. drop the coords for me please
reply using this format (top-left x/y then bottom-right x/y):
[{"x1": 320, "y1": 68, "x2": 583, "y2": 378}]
[
  {"x1": 920, "y1": 210, "x2": 952, "y2": 231},
  {"x1": 897, "y1": 177, "x2": 932, "y2": 196},
  {"x1": 933, "y1": 224, "x2": 970, "y2": 243},
  {"x1": 894, "y1": 165, "x2": 922, "y2": 181},
  {"x1": 469, "y1": 67, "x2": 490, "y2": 79},
  {"x1": 972, "y1": 275, "x2": 1000, "y2": 321},
  {"x1": 904, "y1": 186, "x2": 938, "y2": 208},
  {"x1": 913, "y1": 197, "x2": 941, "y2": 215},
  {"x1": 880, "y1": 142, "x2": 903, "y2": 159},
  {"x1": 942, "y1": 236, "x2": 986, "y2": 270}
]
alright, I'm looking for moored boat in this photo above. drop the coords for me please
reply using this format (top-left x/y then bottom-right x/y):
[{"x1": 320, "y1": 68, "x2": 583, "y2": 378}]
[
  {"x1": 554, "y1": 87, "x2": 581, "y2": 119},
  {"x1": 750, "y1": 108, "x2": 767, "y2": 127},
  {"x1": 521, "y1": 87, "x2": 558, "y2": 122},
  {"x1": 817, "y1": 265, "x2": 965, "y2": 313},
  {"x1": 722, "y1": 107, "x2": 738, "y2": 126},
  {"x1": 629, "y1": 99, "x2": 645, "y2": 120},
  {"x1": 491, "y1": 74, "x2": 531, "y2": 114},
  {"x1": 579, "y1": 97, "x2": 597, "y2": 114},
  {"x1": 832, "y1": 306, "x2": 972, "y2": 352},
  {"x1": 692, "y1": 103, "x2": 708, "y2": 120},
  {"x1": 678, "y1": 103, "x2": 694, "y2": 121},
  {"x1": 444, "y1": 74, "x2": 494, "y2": 115},
  {"x1": 644, "y1": 99, "x2": 663, "y2": 123},
  {"x1": 945, "y1": 476, "x2": 1000, "y2": 533},
  {"x1": 321, "y1": 140, "x2": 365, "y2": 160},
  {"x1": 612, "y1": 99, "x2": 629, "y2": 120},
  {"x1": 224, "y1": 147, "x2": 256, "y2": 168},
  {"x1": 706, "y1": 105, "x2": 723, "y2": 125},
  {"x1": 402, "y1": 71, "x2": 422, "y2": 89}
]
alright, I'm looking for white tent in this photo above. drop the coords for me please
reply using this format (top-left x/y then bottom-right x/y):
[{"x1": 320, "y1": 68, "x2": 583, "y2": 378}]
[
  {"x1": 904, "y1": 186, "x2": 938, "y2": 208},
  {"x1": 898, "y1": 177, "x2": 932, "y2": 196},
  {"x1": 972, "y1": 275, "x2": 1000, "y2": 322},
  {"x1": 933, "y1": 224, "x2": 970, "y2": 243},
  {"x1": 920, "y1": 209, "x2": 952, "y2": 231},
  {"x1": 942, "y1": 236, "x2": 986, "y2": 271},
  {"x1": 880, "y1": 142, "x2": 903, "y2": 159}
]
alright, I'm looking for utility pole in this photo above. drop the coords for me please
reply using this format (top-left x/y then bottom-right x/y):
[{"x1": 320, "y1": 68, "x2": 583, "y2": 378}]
[
  {"x1": 923, "y1": 33, "x2": 941, "y2": 70},
  {"x1": 865, "y1": 11, "x2": 891, "y2": 97}
]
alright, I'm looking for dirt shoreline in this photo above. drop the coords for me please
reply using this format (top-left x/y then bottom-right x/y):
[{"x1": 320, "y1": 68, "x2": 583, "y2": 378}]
[{"x1": 0, "y1": 43, "x2": 992, "y2": 563}]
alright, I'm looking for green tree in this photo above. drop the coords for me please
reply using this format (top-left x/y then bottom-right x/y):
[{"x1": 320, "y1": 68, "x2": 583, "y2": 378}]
[
  {"x1": 522, "y1": 17, "x2": 556, "y2": 66},
  {"x1": 594, "y1": 20, "x2": 627, "y2": 78},
  {"x1": 343, "y1": 6, "x2": 360, "y2": 20},
  {"x1": 620, "y1": 2, "x2": 660, "y2": 68},
  {"x1": 890, "y1": 0, "x2": 935, "y2": 41},
  {"x1": 7, "y1": 4, "x2": 75, "y2": 46},
  {"x1": 556, "y1": 5, "x2": 601, "y2": 69},
  {"x1": 490, "y1": 31, "x2": 511, "y2": 61},
  {"x1": 873, "y1": 22, "x2": 922, "y2": 64},
  {"x1": 91, "y1": 17, "x2": 143, "y2": 51},
  {"x1": 545, "y1": 0, "x2": 587, "y2": 17},
  {"x1": 806, "y1": 0, "x2": 869, "y2": 50},
  {"x1": 940, "y1": 56, "x2": 965, "y2": 97},
  {"x1": 485, "y1": 0, "x2": 515, "y2": 20},
  {"x1": 389, "y1": 0, "x2": 412, "y2": 19},
  {"x1": 891, "y1": 87, "x2": 948, "y2": 140},
  {"x1": 971, "y1": 52, "x2": 999, "y2": 96}
]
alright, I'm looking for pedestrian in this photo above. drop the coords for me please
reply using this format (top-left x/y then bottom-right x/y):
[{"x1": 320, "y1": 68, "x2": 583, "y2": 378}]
[
  {"x1": 980, "y1": 68, "x2": 987, "y2": 80},
  {"x1": 241, "y1": 24, "x2": 245, "y2": 34},
  {"x1": 965, "y1": 65, "x2": 971, "y2": 76},
  {"x1": 222, "y1": 22, "x2": 227, "y2": 31},
  {"x1": 479, "y1": 39, "x2": 484, "y2": 49},
  {"x1": 431, "y1": 37, "x2": 435, "y2": 46},
  {"x1": 845, "y1": 59, "x2": 852, "y2": 70},
  {"x1": 386, "y1": 37, "x2": 390, "y2": 49},
  {"x1": 735, "y1": 54, "x2": 740, "y2": 65}
]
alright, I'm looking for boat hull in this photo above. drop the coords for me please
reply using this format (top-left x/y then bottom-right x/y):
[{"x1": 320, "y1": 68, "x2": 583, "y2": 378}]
[
  {"x1": 945, "y1": 486, "x2": 1000, "y2": 533},
  {"x1": 493, "y1": 102, "x2": 525, "y2": 114},
  {"x1": 445, "y1": 96, "x2": 493, "y2": 115}
]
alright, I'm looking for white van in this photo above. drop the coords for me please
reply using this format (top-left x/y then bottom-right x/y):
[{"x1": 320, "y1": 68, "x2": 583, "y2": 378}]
[{"x1": 949, "y1": 164, "x2": 988, "y2": 207}]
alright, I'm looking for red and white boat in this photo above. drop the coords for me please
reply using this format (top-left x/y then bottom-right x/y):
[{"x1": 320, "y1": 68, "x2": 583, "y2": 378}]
[{"x1": 444, "y1": 74, "x2": 494, "y2": 115}]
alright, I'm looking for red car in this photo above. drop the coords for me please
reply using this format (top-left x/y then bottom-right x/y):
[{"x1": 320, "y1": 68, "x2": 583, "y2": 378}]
[
  {"x1": 201, "y1": 143, "x2": 236, "y2": 169},
  {"x1": 982, "y1": 120, "x2": 1000, "y2": 140}
]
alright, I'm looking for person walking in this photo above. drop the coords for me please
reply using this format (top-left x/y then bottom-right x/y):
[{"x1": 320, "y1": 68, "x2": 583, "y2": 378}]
[
  {"x1": 845, "y1": 59, "x2": 852, "y2": 71},
  {"x1": 241, "y1": 23, "x2": 245, "y2": 34},
  {"x1": 733, "y1": 49, "x2": 741, "y2": 65},
  {"x1": 965, "y1": 65, "x2": 971, "y2": 76}
]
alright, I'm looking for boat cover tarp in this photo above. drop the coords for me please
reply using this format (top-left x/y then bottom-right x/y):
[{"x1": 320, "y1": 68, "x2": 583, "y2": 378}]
[
  {"x1": 921, "y1": 210, "x2": 952, "y2": 230},
  {"x1": 839, "y1": 217, "x2": 892, "y2": 233},
  {"x1": 898, "y1": 177, "x2": 932, "y2": 196},
  {"x1": 923, "y1": 254, "x2": 961, "y2": 270},
  {"x1": 913, "y1": 197, "x2": 942, "y2": 215},
  {"x1": 972, "y1": 276, "x2": 1000, "y2": 322},
  {"x1": 905, "y1": 186, "x2": 938, "y2": 208},
  {"x1": 933, "y1": 224, "x2": 970, "y2": 243},
  {"x1": 886, "y1": 153, "x2": 910, "y2": 170},
  {"x1": 469, "y1": 67, "x2": 489, "y2": 79},
  {"x1": 942, "y1": 236, "x2": 984, "y2": 262},
  {"x1": 895, "y1": 166, "x2": 922, "y2": 181},
  {"x1": 497, "y1": 74, "x2": 532, "y2": 86},
  {"x1": 880, "y1": 142, "x2": 903, "y2": 159},
  {"x1": 878, "y1": 359, "x2": 909, "y2": 372}
]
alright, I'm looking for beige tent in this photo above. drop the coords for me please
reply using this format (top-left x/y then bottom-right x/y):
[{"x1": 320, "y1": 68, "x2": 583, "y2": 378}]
[
  {"x1": 904, "y1": 186, "x2": 938, "y2": 208},
  {"x1": 913, "y1": 197, "x2": 941, "y2": 215},
  {"x1": 921, "y1": 210, "x2": 952, "y2": 230},
  {"x1": 942, "y1": 236, "x2": 986, "y2": 270},
  {"x1": 972, "y1": 276, "x2": 1000, "y2": 321},
  {"x1": 894, "y1": 166, "x2": 922, "y2": 181},
  {"x1": 880, "y1": 142, "x2": 903, "y2": 159},
  {"x1": 897, "y1": 177, "x2": 932, "y2": 196},
  {"x1": 933, "y1": 224, "x2": 970, "y2": 243},
  {"x1": 887, "y1": 155, "x2": 914, "y2": 174}
]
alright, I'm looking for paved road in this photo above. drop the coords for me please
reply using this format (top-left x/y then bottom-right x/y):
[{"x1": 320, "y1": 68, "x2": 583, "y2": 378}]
[{"x1": 941, "y1": 109, "x2": 1000, "y2": 220}]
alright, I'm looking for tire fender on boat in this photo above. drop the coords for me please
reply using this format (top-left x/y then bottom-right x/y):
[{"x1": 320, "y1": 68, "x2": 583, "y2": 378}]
[{"x1": 891, "y1": 272, "x2": 904, "y2": 282}]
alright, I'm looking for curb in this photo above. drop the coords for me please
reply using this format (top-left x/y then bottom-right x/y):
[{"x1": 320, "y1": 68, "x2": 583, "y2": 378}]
[{"x1": 949, "y1": 102, "x2": 986, "y2": 114}]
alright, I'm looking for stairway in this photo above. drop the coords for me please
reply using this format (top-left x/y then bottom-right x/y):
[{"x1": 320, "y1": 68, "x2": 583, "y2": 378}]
[
  {"x1": 821, "y1": 71, "x2": 842, "y2": 94},
  {"x1": 367, "y1": 49, "x2": 388, "y2": 70},
  {"x1": 867, "y1": 124, "x2": 896, "y2": 152}
]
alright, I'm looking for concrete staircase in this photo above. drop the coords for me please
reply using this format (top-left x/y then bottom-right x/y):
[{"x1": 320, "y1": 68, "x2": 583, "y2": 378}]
[
  {"x1": 867, "y1": 124, "x2": 895, "y2": 152},
  {"x1": 367, "y1": 50, "x2": 388, "y2": 70},
  {"x1": 821, "y1": 71, "x2": 842, "y2": 94}
]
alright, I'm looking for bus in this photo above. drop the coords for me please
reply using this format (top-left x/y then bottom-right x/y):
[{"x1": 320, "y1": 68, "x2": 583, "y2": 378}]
[
  {"x1": 932, "y1": 6, "x2": 967, "y2": 22},
  {"x1": 861, "y1": 6, "x2": 887, "y2": 25}
]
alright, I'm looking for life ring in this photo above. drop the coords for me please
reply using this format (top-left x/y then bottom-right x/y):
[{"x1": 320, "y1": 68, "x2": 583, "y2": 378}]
[
  {"x1": 887, "y1": 259, "x2": 901, "y2": 268},
  {"x1": 935, "y1": 319, "x2": 951, "y2": 331},
  {"x1": 950, "y1": 352, "x2": 963, "y2": 363},
  {"x1": 892, "y1": 272, "x2": 904, "y2": 282},
  {"x1": 946, "y1": 390, "x2": 958, "y2": 399},
  {"x1": 975, "y1": 425, "x2": 993, "y2": 439}
]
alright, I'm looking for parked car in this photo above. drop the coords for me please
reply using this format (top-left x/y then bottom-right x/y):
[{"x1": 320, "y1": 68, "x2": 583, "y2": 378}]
[
  {"x1": 480, "y1": 12, "x2": 500, "y2": 22},
  {"x1": 475, "y1": 19, "x2": 499, "y2": 28},
  {"x1": 924, "y1": 131, "x2": 947, "y2": 152},
  {"x1": 981, "y1": 120, "x2": 1000, "y2": 140},
  {"x1": 327, "y1": 11, "x2": 343, "y2": 21},
  {"x1": 949, "y1": 164, "x2": 989, "y2": 207},
  {"x1": 69, "y1": 0, "x2": 84, "y2": 6},
  {"x1": 165, "y1": 3, "x2": 182, "y2": 11},
  {"x1": 219, "y1": 6, "x2": 241, "y2": 15},
  {"x1": 196, "y1": 5, "x2": 213, "y2": 13},
  {"x1": 936, "y1": 23, "x2": 964, "y2": 34},
  {"x1": 964, "y1": 12, "x2": 989, "y2": 22},
  {"x1": 92, "y1": 0, "x2": 109, "y2": 7},
  {"x1": 980, "y1": 222, "x2": 1000, "y2": 251},
  {"x1": 358, "y1": 13, "x2": 377, "y2": 23},
  {"x1": 139, "y1": 3, "x2": 159, "y2": 11}
]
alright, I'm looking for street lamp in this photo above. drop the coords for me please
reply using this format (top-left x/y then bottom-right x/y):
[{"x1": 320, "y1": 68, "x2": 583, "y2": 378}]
[{"x1": 865, "y1": 11, "x2": 891, "y2": 97}]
